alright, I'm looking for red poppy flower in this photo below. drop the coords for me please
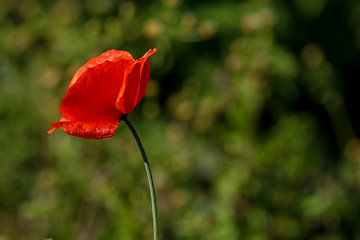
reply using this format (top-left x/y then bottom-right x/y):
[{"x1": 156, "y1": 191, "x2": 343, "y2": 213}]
[{"x1": 48, "y1": 48, "x2": 157, "y2": 139}]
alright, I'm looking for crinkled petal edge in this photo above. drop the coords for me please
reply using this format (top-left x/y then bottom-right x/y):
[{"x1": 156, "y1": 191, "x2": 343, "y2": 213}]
[{"x1": 47, "y1": 118, "x2": 120, "y2": 140}]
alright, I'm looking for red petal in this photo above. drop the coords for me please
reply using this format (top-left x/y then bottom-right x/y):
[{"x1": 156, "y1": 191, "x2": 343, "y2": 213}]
[
  {"x1": 61, "y1": 50, "x2": 135, "y2": 123},
  {"x1": 48, "y1": 121, "x2": 61, "y2": 134},
  {"x1": 116, "y1": 48, "x2": 157, "y2": 115},
  {"x1": 48, "y1": 118, "x2": 119, "y2": 139}
]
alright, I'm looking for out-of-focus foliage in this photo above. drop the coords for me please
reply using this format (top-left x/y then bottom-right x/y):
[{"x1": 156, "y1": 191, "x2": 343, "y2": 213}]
[{"x1": 1, "y1": 0, "x2": 360, "y2": 239}]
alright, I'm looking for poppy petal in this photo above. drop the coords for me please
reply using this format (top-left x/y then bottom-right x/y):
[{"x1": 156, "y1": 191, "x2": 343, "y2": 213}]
[
  {"x1": 61, "y1": 50, "x2": 135, "y2": 122},
  {"x1": 69, "y1": 50, "x2": 134, "y2": 89},
  {"x1": 48, "y1": 118, "x2": 119, "y2": 139},
  {"x1": 116, "y1": 48, "x2": 157, "y2": 115}
]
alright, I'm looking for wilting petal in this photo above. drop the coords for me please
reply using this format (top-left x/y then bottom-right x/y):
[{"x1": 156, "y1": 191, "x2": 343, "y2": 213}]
[
  {"x1": 61, "y1": 50, "x2": 135, "y2": 122},
  {"x1": 48, "y1": 118, "x2": 119, "y2": 139},
  {"x1": 116, "y1": 48, "x2": 157, "y2": 115}
]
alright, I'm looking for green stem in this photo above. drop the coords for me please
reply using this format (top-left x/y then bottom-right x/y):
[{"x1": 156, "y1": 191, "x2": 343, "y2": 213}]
[{"x1": 123, "y1": 116, "x2": 159, "y2": 240}]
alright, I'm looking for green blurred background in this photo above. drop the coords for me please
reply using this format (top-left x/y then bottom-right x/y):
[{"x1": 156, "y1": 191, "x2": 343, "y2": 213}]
[{"x1": 1, "y1": 0, "x2": 360, "y2": 239}]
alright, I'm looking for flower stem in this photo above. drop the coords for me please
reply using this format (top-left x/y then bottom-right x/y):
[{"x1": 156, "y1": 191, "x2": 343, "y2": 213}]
[{"x1": 123, "y1": 116, "x2": 159, "y2": 240}]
